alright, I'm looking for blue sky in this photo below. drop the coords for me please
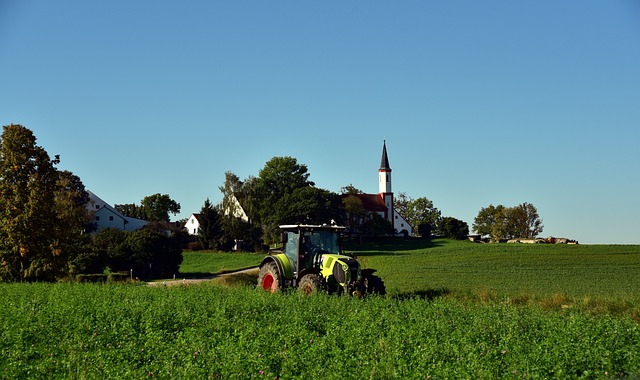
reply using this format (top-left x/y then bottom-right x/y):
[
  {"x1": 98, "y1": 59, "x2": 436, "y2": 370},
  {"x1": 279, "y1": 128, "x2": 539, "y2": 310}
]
[{"x1": 2, "y1": 1, "x2": 639, "y2": 244}]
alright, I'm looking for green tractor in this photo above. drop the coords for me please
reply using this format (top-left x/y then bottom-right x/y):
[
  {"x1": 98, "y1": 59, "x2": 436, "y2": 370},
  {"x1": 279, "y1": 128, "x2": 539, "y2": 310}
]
[{"x1": 257, "y1": 224, "x2": 386, "y2": 296}]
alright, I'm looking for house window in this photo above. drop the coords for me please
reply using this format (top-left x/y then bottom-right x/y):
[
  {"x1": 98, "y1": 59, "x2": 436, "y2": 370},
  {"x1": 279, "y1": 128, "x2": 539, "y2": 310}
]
[
  {"x1": 95, "y1": 216, "x2": 100, "y2": 221},
  {"x1": 192, "y1": 219, "x2": 195, "y2": 224},
  {"x1": 96, "y1": 205, "x2": 100, "y2": 209},
  {"x1": 109, "y1": 216, "x2": 114, "y2": 221}
]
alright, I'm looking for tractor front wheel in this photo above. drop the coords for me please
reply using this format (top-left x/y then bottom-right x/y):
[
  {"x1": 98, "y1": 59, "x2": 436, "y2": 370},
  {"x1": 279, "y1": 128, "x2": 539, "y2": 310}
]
[
  {"x1": 258, "y1": 262, "x2": 282, "y2": 293},
  {"x1": 363, "y1": 274, "x2": 386, "y2": 296},
  {"x1": 299, "y1": 274, "x2": 325, "y2": 295}
]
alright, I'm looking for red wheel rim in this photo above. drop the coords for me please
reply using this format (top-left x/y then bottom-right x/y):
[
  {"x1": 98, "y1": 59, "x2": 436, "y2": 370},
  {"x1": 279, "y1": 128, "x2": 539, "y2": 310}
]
[
  {"x1": 301, "y1": 284, "x2": 313, "y2": 295},
  {"x1": 261, "y1": 273, "x2": 275, "y2": 292}
]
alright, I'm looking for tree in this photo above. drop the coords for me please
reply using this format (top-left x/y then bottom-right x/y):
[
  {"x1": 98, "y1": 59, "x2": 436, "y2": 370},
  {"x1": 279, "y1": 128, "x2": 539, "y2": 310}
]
[
  {"x1": 473, "y1": 203, "x2": 543, "y2": 242},
  {"x1": 510, "y1": 202, "x2": 543, "y2": 239},
  {"x1": 438, "y1": 217, "x2": 469, "y2": 240},
  {"x1": 197, "y1": 198, "x2": 229, "y2": 251},
  {"x1": 90, "y1": 227, "x2": 183, "y2": 279},
  {"x1": 0, "y1": 124, "x2": 89, "y2": 281},
  {"x1": 340, "y1": 186, "x2": 368, "y2": 238},
  {"x1": 393, "y1": 192, "x2": 411, "y2": 220},
  {"x1": 219, "y1": 172, "x2": 262, "y2": 251},
  {"x1": 53, "y1": 170, "x2": 94, "y2": 275},
  {"x1": 139, "y1": 193, "x2": 181, "y2": 222},
  {"x1": 115, "y1": 193, "x2": 181, "y2": 222},
  {"x1": 360, "y1": 213, "x2": 395, "y2": 238},
  {"x1": 394, "y1": 195, "x2": 441, "y2": 237},
  {"x1": 254, "y1": 157, "x2": 316, "y2": 244},
  {"x1": 114, "y1": 203, "x2": 141, "y2": 219}
]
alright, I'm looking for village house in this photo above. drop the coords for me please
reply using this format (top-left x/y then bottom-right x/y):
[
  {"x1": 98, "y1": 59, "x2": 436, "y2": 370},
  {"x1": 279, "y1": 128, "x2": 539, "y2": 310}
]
[{"x1": 86, "y1": 191, "x2": 148, "y2": 232}]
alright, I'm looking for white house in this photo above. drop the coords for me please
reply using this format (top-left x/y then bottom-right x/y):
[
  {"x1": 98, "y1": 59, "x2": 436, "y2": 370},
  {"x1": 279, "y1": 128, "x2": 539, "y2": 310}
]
[
  {"x1": 184, "y1": 213, "x2": 201, "y2": 235},
  {"x1": 87, "y1": 191, "x2": 148, "y2": 232}
]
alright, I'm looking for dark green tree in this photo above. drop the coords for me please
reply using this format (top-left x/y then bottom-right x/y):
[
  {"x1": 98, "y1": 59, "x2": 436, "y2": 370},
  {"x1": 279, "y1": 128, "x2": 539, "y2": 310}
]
[
  {"x1": 197, "y1": 198, "x2": 230, "y2": 251},
  {"x1": 438, "y1": 217, "x2": 469, "y2": 240},
  {"x1": 417, "y1": 222, "x2": 432, "y2": 239},
  {"x1": 91, "y1": 227, "x2": 182, "y2": 279},
  {"x1": 254, "y1": 156, "x2": 315, "y2": 244},
  {"x1": 140, "y1": 193, "x2": 181, "y2": 222},
  {"x1": 115, "y1": 193, "x2": 181, "y2": 222},
  {"x1": 361, "y1": 213, "x2": 395, "y2": 238},
  {"x1": 114, "y1": 203, "x2": 141, "y2": 219},
  {"x1": 0, "y1": 124, "x2": 89, "y2": 281}
]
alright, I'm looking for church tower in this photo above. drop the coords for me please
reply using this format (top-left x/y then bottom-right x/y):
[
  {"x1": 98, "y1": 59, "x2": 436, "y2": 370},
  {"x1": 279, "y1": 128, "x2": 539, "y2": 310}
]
[{"x1": 378, "y1": 141, "x2": 393, "y2": 224}]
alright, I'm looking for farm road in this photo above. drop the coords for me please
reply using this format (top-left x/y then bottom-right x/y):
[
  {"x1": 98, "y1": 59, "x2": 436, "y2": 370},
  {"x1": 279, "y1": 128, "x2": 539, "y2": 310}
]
[{"x1": 147, "y1": 267, "x2": 259, "y2": 287}]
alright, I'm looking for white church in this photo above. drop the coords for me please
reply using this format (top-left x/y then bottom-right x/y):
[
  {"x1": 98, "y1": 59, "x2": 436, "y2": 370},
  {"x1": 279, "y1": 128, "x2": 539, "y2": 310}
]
[{"x1": 350, "y1": 141, "x2": 413, "y2": 237}]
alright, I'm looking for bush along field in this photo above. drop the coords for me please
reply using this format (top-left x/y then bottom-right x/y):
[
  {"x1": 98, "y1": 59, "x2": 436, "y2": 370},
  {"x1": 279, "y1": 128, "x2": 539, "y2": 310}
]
[
  {"x1": 2, "y1": 239, "x2": 640, "y2": 379},
  {"x1": 1, "y1": 282, "x2": 639, "y2": 379}
]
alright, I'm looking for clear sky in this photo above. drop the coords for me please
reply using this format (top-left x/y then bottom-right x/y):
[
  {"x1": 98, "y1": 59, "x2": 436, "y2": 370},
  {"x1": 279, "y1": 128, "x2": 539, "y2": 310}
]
[{"x1": 2, "y1": 1, "x2": 639, "y2": 244}]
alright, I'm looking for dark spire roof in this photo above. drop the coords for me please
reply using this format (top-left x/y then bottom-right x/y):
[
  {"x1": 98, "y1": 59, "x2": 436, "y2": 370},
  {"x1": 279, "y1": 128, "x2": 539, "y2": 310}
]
[{"x1": 379, "y1": 140, "x2": 391, "y2": 171}]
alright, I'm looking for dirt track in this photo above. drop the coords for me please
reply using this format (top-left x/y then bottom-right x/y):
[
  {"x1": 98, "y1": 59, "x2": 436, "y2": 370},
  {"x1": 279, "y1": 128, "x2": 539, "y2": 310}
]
[{"x1": 147, "y1": 267, "x2": 258, "y2": 287}]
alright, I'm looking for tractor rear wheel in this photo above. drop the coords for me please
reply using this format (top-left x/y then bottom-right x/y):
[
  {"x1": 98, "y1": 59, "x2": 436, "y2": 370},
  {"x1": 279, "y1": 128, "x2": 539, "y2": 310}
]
[
  {"x1": 258, "y1": 262, "x2": 282, "y2": 293},
  {"x1": 363, "y1": 274, "x2": 386, "y2": 295},
  {"x1": 298, "y1": 274, "x2": 325, "y2": 295}
]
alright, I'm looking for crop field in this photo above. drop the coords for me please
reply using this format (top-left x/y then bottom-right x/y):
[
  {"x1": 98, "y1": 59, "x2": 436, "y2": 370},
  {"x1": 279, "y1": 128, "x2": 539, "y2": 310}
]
[
  {"x1": 1, "y1": 240, "x2": 639, "y2": 379},
  {"x1": 347, "y1": 239, "x2": 640, "y2": 315}
]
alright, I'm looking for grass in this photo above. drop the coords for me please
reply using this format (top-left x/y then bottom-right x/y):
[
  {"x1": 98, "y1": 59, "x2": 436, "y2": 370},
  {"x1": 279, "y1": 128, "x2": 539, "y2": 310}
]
[
  {"x1": 183, "y1": 239, "x2": 640, "y2": 319},
  {"x1": 1, "y1": 283, "x2": 638, "y2": 379},
  {"x1": 347, "y1": 238, "x2": 640, "y2": 298},
  {"x1": 2, "y1": 240, "x2": 639, "y2": 378},
  {"x1": 177, "y1": 251, "x2": 264, "y2": 279}
]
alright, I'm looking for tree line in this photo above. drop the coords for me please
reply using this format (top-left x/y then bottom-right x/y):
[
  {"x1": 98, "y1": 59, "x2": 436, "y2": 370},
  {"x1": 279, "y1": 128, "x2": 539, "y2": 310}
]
[
  {"x1": 0, "y1": 125, "x2": 184, "y2": 282},
  {"x1": 0, "y1": 124, "x2": 543, "y2": 281}
]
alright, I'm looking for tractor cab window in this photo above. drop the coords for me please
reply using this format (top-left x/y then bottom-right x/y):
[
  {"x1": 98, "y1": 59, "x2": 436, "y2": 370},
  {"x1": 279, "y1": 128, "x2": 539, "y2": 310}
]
[
  {"x1": 303, "y1": 231, "x2": 340, "y2": 256},
  {"x1": 284, "y1": 231, "x2": 300, "y2": 269}
]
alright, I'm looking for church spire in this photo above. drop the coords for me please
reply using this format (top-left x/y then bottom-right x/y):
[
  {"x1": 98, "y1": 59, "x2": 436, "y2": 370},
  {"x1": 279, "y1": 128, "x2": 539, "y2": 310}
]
[
  {"x1": 379, "y1": 140, "x2": 391, "y2": 171},
  {"x1": 378, "y1": 141, "x2": 392, "y2": 195}
]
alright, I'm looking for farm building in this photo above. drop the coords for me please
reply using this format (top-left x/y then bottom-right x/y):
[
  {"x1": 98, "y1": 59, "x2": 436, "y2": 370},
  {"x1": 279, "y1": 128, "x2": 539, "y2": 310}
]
[{"x1": 86, "y1": 191, "x2": 148, "y2": 232}]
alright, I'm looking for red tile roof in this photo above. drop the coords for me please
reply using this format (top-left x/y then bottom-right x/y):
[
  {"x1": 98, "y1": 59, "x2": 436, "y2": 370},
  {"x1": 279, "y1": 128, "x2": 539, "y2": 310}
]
[{"x1": 352, "y1": 194, "x2": 387, "y2": 212}]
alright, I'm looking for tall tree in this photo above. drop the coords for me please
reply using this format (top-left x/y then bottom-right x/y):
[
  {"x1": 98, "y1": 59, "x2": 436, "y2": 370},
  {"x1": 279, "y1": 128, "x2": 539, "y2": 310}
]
[
  {"x1": 197, "y1": 198, "x2": 226, "y2": 250},
  {"x1": 0, "y1": 124, "x2": 88, "y2": 281},
  {"x1": 254, "y1": 157, "x2": 315, "y2": 244},
  {"x1": 140, "y1": 193, "x2": 181, "y2": 222},
  {"x1": 116, "y1": 194, "x2": 181, "y2": 222},
  {"x1": 219, "y1": 172, "x2": 262, "y2": 250},
  {"x1": 473, "y1": 203, "x2": 543, "y2": 241},
  {"x1": 395, "y1": 195, "x2": 441, "y2": 237},
  {"x1": 53, "y1": 170, "x2": 93, "y2": 275}
]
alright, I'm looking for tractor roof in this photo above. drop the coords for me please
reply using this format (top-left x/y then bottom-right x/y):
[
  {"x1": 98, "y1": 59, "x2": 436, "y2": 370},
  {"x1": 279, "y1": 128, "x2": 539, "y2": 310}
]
[{"x1": 279, "y1": 224, "x2": 346, "y2": 232}]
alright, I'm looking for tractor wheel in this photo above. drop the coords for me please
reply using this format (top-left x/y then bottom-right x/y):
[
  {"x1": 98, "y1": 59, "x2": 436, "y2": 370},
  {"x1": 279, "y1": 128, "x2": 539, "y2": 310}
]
[
  {"x1": 257, "y1": 262, "x2": 282, "y2": 293},
  {"x1": 298, "y1": 274, "x2": 326, "y2": 295},
  {"x1": 363, "y1": 274, "x2": 386, "y2": 296}
]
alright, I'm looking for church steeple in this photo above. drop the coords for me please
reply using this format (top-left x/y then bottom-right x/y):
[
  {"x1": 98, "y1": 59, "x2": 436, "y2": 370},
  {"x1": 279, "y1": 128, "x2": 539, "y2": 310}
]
[
  {"x1": 380, "y1": 140, "x2": 391, "y2": 171},
  {"x1": 378, "y1": 140, "x2": 392, "y2": 195}
]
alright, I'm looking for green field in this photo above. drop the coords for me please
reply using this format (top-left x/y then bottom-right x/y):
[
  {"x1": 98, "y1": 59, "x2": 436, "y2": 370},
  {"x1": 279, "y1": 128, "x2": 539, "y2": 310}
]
[
  {"x1": 178, "y1": 251, "x2": 264, "y2": 278},
  {"x1": 1, "y1": 240, "x2": 639, "y2": 379},
  {"x1": 348, "y1": 239, "x2": 640, "y2": 316}
]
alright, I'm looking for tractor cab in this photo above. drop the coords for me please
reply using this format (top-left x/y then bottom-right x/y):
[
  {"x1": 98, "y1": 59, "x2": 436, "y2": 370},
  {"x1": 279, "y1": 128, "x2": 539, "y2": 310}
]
[{"x1": 280, "y1": 224, "x2": 344, "y2": 276}]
